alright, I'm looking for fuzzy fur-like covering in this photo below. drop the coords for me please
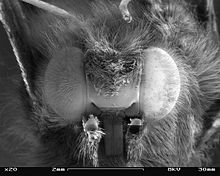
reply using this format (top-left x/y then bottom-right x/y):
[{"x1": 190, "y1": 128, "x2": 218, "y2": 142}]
[{"x1": 1, "y1": 0, "x2": 220, "y2": 167}]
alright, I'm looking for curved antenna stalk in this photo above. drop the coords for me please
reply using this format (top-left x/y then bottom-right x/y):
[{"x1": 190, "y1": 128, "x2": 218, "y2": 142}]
[
  {"x1": 0, "y1": 0, "x2": 35, "y2": 101},
  {"x1": 119, "y1": 0, "x2": 132, "y2": 23},
  {"x1": 21, "y1": 0, "x2": 72, "y2": 17}
]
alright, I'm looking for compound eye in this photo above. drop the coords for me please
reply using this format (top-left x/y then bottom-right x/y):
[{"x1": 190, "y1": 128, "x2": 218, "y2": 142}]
[
  {"x1": 140, "y1": 48, "x2": 181, "y2": 120},
  {"x1": 44, "y1": 47, "x2": 86, "y2": 120}
]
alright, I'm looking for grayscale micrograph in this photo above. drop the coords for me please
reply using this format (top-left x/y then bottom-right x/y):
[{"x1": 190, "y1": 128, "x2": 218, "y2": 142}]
[{"x1": 0, "y1": 0, "x2": 220, "y2": 168}]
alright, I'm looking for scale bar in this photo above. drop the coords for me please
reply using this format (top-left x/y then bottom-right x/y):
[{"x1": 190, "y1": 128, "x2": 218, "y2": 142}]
[{"x1": 67, "y1": 168, "x2": 144, "y2": 171}]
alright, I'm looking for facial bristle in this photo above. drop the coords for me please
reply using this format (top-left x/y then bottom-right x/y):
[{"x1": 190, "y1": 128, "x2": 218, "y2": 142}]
[
  {"x1": 126, "y1": 132, "x2": 144, "y2": 162},
  {"x1": 74, "y1": 116, "x2": 105, "y2": 167}
]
